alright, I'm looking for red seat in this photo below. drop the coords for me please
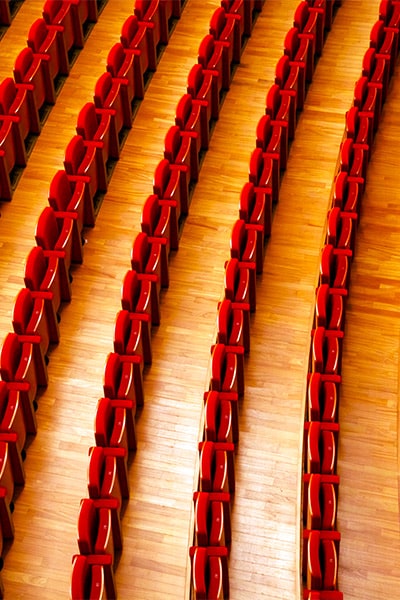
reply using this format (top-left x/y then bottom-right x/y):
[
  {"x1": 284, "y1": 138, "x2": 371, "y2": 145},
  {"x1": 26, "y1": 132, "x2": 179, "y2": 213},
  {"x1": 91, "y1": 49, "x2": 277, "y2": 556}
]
[
  {"x1": 221, "y1": 0, "x2": 250, "y2": 37},
  {"x1": 189, "y1": 545, "x2": 229, "y2": 600},
  {"x1": 304, "y1": 421, "x2": 339, "y2": 475},
  {"x1": 103, "y1": 351, "x2": 144, "y2": 408},
  {"x1": 302, "y1": 529, "x2": 341, "y2": 591},
  {"x1": 314, "y1": 284, "x2": 347, "y2": 331},
  {"x1": 134, "y1": 0, "x2": 166, "y2": 48},
  {"x1": 175, "y1": 93, "x2": 209, "y2": 163},
  {"x1": 353, "y1": 75, "x2": 381, "y2": 134},
  {"x1": 94, "y1": 396, "x2": 137, "y2": 454},
  {"x1": 164, "y1": 124, "x2": 196, "y2": 195},
  {"x1": 256, "y1": 112, "x2": 287, "y2": 172},
  {"x1": 275, "y1": 52, "x2": 302, "y2": 118},
  {"x1": 193, "y1": 490, "x2": 232, "y2": 548},
  {"x1": 0, "y1": 381, "x2": 28, "y2": 456},
  {"x1": 326, "y1": 207, "x2": 357, "y2": 252},
  {"x1": 94, "y1": 71, "x2": 132, "y2": 136},
  {"x1": 12, "y1": 287, "x2": 60, "y2": 359},
  {"x1": 77, "y1": 497, "x2": 122, "y2": 561},
  {"x1": 87, "y1": 446, "x2": 129, "y2": 511},
  {"x1": 239, "y1": 180, "x2": 272, "y2": 240},
  {"x1": 70, "y1": 553, "x2": 116, "y2": 600},
  {"x1": 216, "y1": 297, "x2": 250, "y2": 353},
  {"x1": 362, "y1": 46, "x2": 390, "y2": 104},
  {"x1": 307, "y1": 371, "x2": 341, "y2": 422},
  {"x1": 303, "y1": 472, "x2": 339, "y2": 530},
  {"x1": 204, "y1": 389, "x2": 235, "y2": 445},
  {"x1": 284, "y1": 25, "x2": 313, "y2": 85},
  {"x1": 294, "y1": 0, "x2": 323, "y2": 58},
  {"x1": 198, "y1": 34, "x2": 230, "y2": 97},
  {"x1": 370, "y1": 18, "x2": 398, "y2": 78},
  {"x1": 120, "y1": 269, "x2": 157, "y2": 327},
  {"x1": 24, "y1": 245, "x2": 72, "y2": 317},
  {"x1": 379, "y1": 0, "x2": 400, "y2": 32},
  {"x1": 131, "y1": 231, "x2": 169, "y2": 319},
  {"x1": 76, "y1": 102, "x2": 120, "y2": 176},
  {"x1": 230, "y1": 218, "x2": 264, "y2": 275},
  {"x1": 265, "y1": 82, "x2": 293, "y2": 146},
  {"x1": 224, "y1": 257, "x2": 256, "y2": 312},
  {"x1": 198, "y1": 441, "x2": 235, "y2": 494},
  {"x1": 209, "y1": 6, "x2": 241, "y2": 66},
  {"x1": 106, "y1": 42, "x2": 140, "y2": 115},
  {"x1": 319, "y1": 244, "x2": 352, "y2": 289},
  {"x1": 35, "y1": 206, "x2": 83, "y2": 278},
  {"x1": 0, "y1": 438, "x2": 24, "y2": 511},
  {"x1": 345, "y1": 105, "x2": 372, "y2": 159},
  {"x1": 141, "y1": 193, "x2": 178, "y2": 252},
  {"x1": 13, "y1": 46, "x2": 56, "y2": 112},
  {"x1": 120, "y1": 13, "x2": 157, "y2": 73},
  {"x1": 331, "y1": 171, "x2": 362, "y2": 214},
  {"x1": 248, "y1": 146, "x2": 279, "y2": 204},
  {"x1": 48, "y1": 168, "x2": 89, "y2": 231},
  {"x1": 27, "y1": 18, "x2": 69, "y2": 90},
  {"x1": 63, "y1": 134, "x2": 107, "y2": 209},
  {"x1": 187, "y1": 63, "x2": 219, "y2": 125},
  {"x1": 42, "y1": 0, "x2": 80, "y2": 55},
  {"x1": 153, "y1": 156, "x2": 186, "y2": 218},
  {"x1": 338, "y1": 137, "x2": 368, "y2": 189},
  {"x1": 210, "y1": 342, "x2": 245, "y2": 397},
  {"x1": 0, "y1": 77, "x2": 40, "y2": 142},
  {"x1": 114, "y1": 307, "x2": 152, "y2": 365},
  {"x1": 0, "y1": 331, "x2": 48, "y2": 435},
  {"x1": 0, "y1": 116, "x2": 27, "y2": 201},
  {"x1": 310, "y1": 327, "x2": 344, "y2": 375},
  {"x1": 203, "y1": 390, "x2": 239, "y2": 446}
]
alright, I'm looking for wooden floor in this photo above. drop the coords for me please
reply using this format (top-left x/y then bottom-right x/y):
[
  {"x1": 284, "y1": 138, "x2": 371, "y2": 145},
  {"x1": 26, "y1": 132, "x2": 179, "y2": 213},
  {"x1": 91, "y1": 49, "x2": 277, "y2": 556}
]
[{"x1": 0, "y1": 0, "x2": 399, "y2": 598}]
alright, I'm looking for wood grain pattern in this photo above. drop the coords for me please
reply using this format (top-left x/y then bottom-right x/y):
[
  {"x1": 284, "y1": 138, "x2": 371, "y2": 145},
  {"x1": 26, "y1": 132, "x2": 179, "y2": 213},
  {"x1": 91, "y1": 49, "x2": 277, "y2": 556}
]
[{"x1": 0, "y1": 0, "x2": 399, "y2": 598}]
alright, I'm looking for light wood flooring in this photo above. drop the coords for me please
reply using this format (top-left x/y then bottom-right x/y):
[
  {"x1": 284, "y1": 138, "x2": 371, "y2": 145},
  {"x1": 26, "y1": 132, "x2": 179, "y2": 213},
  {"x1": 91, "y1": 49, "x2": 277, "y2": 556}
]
[{"x1": 0, "y1": 1, "x2": 399, "y2": 598}]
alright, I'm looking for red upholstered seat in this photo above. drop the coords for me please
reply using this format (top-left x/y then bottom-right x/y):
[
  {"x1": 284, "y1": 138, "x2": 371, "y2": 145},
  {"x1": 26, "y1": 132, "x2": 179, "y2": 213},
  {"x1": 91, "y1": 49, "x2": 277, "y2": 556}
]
[
  {"x1": 193, "y1": 490, "x2": 232, "y2": 548},
  {"x1": 0, "y1": 76, "x2": 40, "y2": 141},
  {"x1": 103, "y1": 351, "x2": 144, "y2": 408},
  {"x1": 210, "y1": 343, "x2": 245, "y2": 397},
  {"x1": 310, "y1": 326, "x2": 344, "y2": 375},
  {"x1": 307, "y1": 371, "x2": 341, "y2": 423},
  {"x1": 134, "y1": 0, "x2": 166, "y2": 47},
  {"x1": 284, "y1": 25, "x2": 314, "y2": 84},
  {"x1": 120, "y1": 269, "x2": 157, "y2": 328},
  {"x1": 302, "y1": 529, "x2": 341, "y2": 592},
  {"x1": 114, "y1": 308, "x2": 152, "y2": 365},
  {"x1": 106, "y1": 42, "x2": 140, "y2": 115},
  {"x1": 153, "y1": 157, "x2": 186, "y2": 219},
  {"x1": 248, "y1": 146, "x2": 279, "y2": 204},
  {"x1": 0, "y1": 381, "x2": 28, "y2": 456},
  {"x1": 304, "y1": 421, "x2": 339, "y2": 475},
  {"x1": 141, "y1": 193, "x2": 178, "y2": 252},
  {"x1": 326, "y1": 207, "x2": 357, "y2": 252},
  {"x1": 230, "y1": 218, "x2": 264, "y2": 275},
  {"x1": 94, "y1": 396, "x2": 137, "y2": 454},
  {"x1": 94, "y1": 71, "x2": 132, "y2": 135},
  {"x1": 48, "y1": 168, "x2": 89, "y2": 231},
  {"x1": 331, "y1": 171, "x2": 362, "y2": 214},
  {"x1": 203, "y1": 390, "x2": 239, "y2": 446},
  {"x1": 120, "y1": 13, "x2": 157, "y2": 73},
  {"x1": 70, "y1": 553, "x2": 116, "y2": 600},
  {"x1": 303, "y1": 472, "x2": 339, "y2": 530},
  {"x1": 77, "y1": 497, "x2": 122, "y2": 561},
  {"x1": 209, "y1": 6, "x2": 241, "y2": 66},
  {"x1": 0, "y1": 115, "x2": 27, "y2": 201},
  {"x1": 87, "y1": 446, "x2": 129, "y2": 513},
  {"x1": 189, "y1": 545, "x2": 230, "y2": 600},
  {"x1": 27, "y1": 18, "x2": 69, "y2": 88},
  {"x1": 187, "y1": 63, "x2": 219, "y2": 124},
  {"x1": 13, "y1": 46, "x2": 56, "y2": 112},
  {"x1": 239, "y1": 180, "x2": 272, "y2": 239},
  {"x1": 198, "y1": 441, "x2": 235, "y2": 494},
  {"x1": 319, "y1": 244, "x2": 352, "y2": 289},
  {"x1": 42, "y1": 0, "x2": 78, "y2": 55},
  {"x1": 76, "y1": 102, "x2": 120, "y2": 174},
  {"x1": 224, "y1": 257, "x2": 256, "y2": 312},
  {"x1": 216, "y1": 297, "x2": 250, "y2": 353},
  {"x1": 64, "y1": 134, "x2": 108, "y2": 207},
  {"x1": 12, "y1": 287, "x2": 60, "y2": 359},
  {"x1": 314, "y1": 284, "x2": 347, "y2": 331}
]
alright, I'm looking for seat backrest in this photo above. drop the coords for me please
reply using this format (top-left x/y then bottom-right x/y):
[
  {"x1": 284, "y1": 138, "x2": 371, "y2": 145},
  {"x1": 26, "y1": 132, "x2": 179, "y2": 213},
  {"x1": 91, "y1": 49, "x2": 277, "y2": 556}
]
[
  {"x1": 131, "y1": 232, "x2": 150, "y2": 273},
  {"x1": 13, "y1": 47, "x2": 35, "y2": 81},
  {"x1": 77, "y1": 497, "x2": 97, "y2": 554},
  {"x1": 24, "y1": 246, "x2": 48, "y2": 291},
  {"x1": 64, "y1": 135, "x2": 86, "y2": 174},
  {"x1": 0, "y1": 78, "x2": 17, "y2": 114},
  {"x1": 107, "y1": 42, "x2": 126, "y2": 76},
  {"x1": 0, "y1": 333, "x2": 21, "y2": 382},
  {"x1": 12, "y1": 288, "x2": 35, "y2": 334},
  {"x1": 198, "y1": 34, "x2": 215, "y2": 68},
  {"x1": 27, "y1": 18, "x2": 50, "y2": 53},
  {"x1": 35, "y1": 206, "x2": 59, "y2": 251},
  {"x1": 121, "y1": 14, "x2": 140, "y2": 47},
  {"x1": 153, "y1": 159, "x2": 171, "y2": 197},
  {"x1": 76, "y1": 102, "x2": 99, "y2": 140},
  {"x1": 209, "y1": 7, "x2": 227, "y2": 39},
  {"x1": 175, "y1": 93, "x2": 192, "y2": 128}
]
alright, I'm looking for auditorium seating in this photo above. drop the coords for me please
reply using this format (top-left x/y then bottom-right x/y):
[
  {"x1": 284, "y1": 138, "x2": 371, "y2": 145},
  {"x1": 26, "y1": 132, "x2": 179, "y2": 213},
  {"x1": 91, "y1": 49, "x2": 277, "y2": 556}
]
[
  {"x1": 0, "y1": 381, "x2": 28, "y2": 456},
  {"x1": 153, "y1": 156, "x2": 187, "y2": 218},
  {"x1": 304, "y1": 421, "x2": 339, "y2": 475},
  {"x1": 87, "y1": 446, "x2": 129, "y2": 510},
  {"x1": 203, "y1": 389, "x2": 238, "y2": 445},
  {"x1": 216, "y1": 297, "x2": 250, "y2": 354},
  {"x1": 306, "y1": 372, "x2": 341, "y2": 422},
  {"x1": 76, "y1": 101, "x2": 120, "y2": 172},
  {"x1": 134, "y1": 0, "x2": 166, "y2": 50},
  {"x1": 77, "y1": 496, "x2": 123, "y2": 560},
  {"x1": 187, "y1": 63, "x2": 218, "y2": 125},
  {"x1": 198, "y1": 34, "x2": 230, "y2": 98},
  {"x1": 103, "y1": 351, "x2": 144, "y2": 408},
  {"x1": 193, "y1": 490, "x2": 232, "y2": 549},
  {"x1": 106, "y1": 43, "x2": 140, "y2": 117},
  {"x1": 209, "y1": 342, "x2": 245, "y2": 397},
  {"x1": 310, "y1": 327, "x2": 343, "y2": 375},
  {"x1": 230, "y1": 218, "x2": 264, "y2": 275},
  {"x1": 0, "y1": 77, "x2": 40, "y2": 145},
  {"x1": 120, "y1": 13, "x2": 157, "y2": 75},
  {"x1": 12, "y1": 287, "x2": 60, "y2": 358},
  {"x1": 120, "y1": 269, "x2": 158, "y2": 327},
  {"x1": 326, "y1": 206, "x2": 357, "y2": 252},
  {"x1": 314, "y1": 284, "x2": 347, "y2": 331},
  {"x1": 13, "y1": 46, "x2": 56, "y2": 112},
  {"x1": 48, "y1": 169, "x2": 89, "y2": 230},
  {"x1": 0, "y1": 114, "x2": 27, "y2": 201},
  {"x1": 163, "y1": 124, "x2": 196, "y2": 193},
  {"x1": 175, "y1": 93, "x2": 209, "y2": 160},
  {"x1": 94, "y1": 71, "x2": 132, "y2": 137},
  {"x1": 248, "y1": 145, "x2": 279, "y2": 204},
  {"x1": 27, "y1": 18, "x2": 70, "y2": 91},
  {"x1": 198, "y1": 440, "x2": 235, "y2": 494},
  {"x1": 224, "y1": 257, "x2": 257, "y2": 313},
  {"x1": 113, "y1": 308, "x2": 152, "y2": 365},
  {"x1": 70, "y1": 553, "x2": 116, "y2": 600},
  {"x1": 141, "y1": 193, "x2": 178, "y2": 252},
  {"x1": 94, "y1": 396, "x2": 137, "y2": 454},
  {"x1": 303, "y1": 473, "x2": 339, "y2": 530},
  {"x1": 189, "y1": 545, "x2": 230, "y2": 600},
  {"x1": 209, "y1": 6, "x2": 241, "y2": 66},
  {"x1": 239, "y1": 180, "x2": 272, "y2": 239},
  {"x1": 302, "y1": 530, "x2": 341, "y2": 592}
]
